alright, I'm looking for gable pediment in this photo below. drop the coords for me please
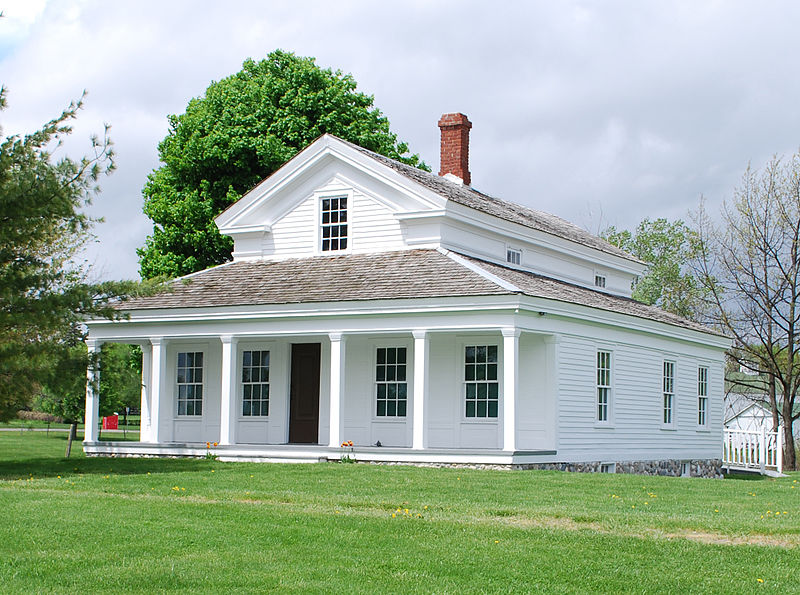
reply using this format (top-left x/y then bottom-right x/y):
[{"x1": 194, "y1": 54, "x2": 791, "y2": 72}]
[{"x1": 215, "y1": 135, "x2": 444, "y2": 236}]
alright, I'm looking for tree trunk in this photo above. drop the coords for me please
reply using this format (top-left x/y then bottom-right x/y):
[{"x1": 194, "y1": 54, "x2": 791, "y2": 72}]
[
  {"x1": 782, "y1": 399, "x2": 797, "y2": 470},
  {"x1": 769, "y1": 373, "x2": 780, "y2": 432},
  {"x1": 64, "y1": 422, "x2": 77, "y2": 458},
  {"x1": 783, "y1": 422, "x2": 796, "y2": 471}
]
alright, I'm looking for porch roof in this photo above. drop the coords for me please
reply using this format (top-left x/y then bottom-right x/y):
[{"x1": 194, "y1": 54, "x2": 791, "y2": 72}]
[{"x1": 116, "y1": 249, "x2": 718, "y2": 336}]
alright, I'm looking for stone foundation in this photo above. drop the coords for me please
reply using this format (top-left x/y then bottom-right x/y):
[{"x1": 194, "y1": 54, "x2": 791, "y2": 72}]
[{"x1": 515, "y1": 459, "x2": 723, "y2": 479}]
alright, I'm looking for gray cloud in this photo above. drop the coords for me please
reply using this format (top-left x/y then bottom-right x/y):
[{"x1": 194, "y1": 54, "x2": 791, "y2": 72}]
[{"x1": 3, "y1": 0, "x2": 800, "y2": 280}]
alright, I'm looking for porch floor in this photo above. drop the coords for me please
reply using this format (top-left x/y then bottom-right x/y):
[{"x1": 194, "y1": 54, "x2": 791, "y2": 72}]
[{"x1": 83, "y1": 441, "x2": 558, "y2": 466}]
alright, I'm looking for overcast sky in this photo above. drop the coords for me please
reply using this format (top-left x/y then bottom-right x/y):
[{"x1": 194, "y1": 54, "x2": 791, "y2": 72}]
[{"x1": 3, "y1": 1, "x2": 800, "y2": 280}]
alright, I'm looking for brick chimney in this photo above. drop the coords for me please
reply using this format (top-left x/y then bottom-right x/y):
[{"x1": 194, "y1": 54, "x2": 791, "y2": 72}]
[{"x1": 438, "y1": 113, "x2": 472, "y2": 185}]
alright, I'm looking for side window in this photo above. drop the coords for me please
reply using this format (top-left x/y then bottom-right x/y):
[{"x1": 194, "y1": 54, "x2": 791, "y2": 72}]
[
  {"x1": 697, "y1": 366, "x2": 708, "y2": 427},
  {"x1": 176, "y1": 352, "x2": 203, "y2": 416},
  {"x1": 597, "y1": 351, "x2": 611, "y2": 422},
  {"x1": 465, "y1": 345, "x2": 499, "y2": 418},
  {"x1": 663, "y1": 361, "x2": 675, "y2": 426}
]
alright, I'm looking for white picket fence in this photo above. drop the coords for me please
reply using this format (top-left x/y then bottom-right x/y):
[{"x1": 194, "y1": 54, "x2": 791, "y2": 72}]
[{"x1": 723, "y1": 427, "x2": 783, "y2": 474}]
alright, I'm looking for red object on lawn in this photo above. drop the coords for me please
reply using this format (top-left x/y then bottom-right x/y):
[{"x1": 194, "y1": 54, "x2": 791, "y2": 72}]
[{"x1": 102, "y1": 415, "x2": 118, "y2": 430}]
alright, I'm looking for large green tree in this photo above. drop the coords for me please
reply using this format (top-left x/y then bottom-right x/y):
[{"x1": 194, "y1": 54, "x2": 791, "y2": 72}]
[
  {"x1": 0, "y1": 88, "x2": 141, "y2": 422},
  {"x1": 602, "y1": 218, "x2": 708, "y2": 320},
  {"x1": 138, "y1": 49, "x2": 425, "y2": 279}
]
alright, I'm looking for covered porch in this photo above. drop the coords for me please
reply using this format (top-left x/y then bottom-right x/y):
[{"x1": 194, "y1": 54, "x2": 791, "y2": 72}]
[{"x1": 84, "y1": 324, "x2": 559, "y2": 462}]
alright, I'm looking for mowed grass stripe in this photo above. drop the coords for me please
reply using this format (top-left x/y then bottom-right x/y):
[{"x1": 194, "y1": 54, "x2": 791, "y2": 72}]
[{"x1": 0, "y1": 433, "x2": 798, "y2": 593}]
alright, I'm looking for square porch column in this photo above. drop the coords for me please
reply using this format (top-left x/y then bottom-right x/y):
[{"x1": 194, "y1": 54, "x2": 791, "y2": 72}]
[
  {"x1": 412, "y1": 330, "x2": 429, "y2": 450},
  {"x1": 139, "y1": 342, "x2": 153, "y2": 442},
  {"x1": 219, "y1": 335, "x2": 239, "y2": 445},
  {"x1": 149, "y1": 337, "x2": 166, "y2": 443},
  {"x1": 84, "y1": 339, "x2": 102, "y2": 443},
  {"x1": 502, "y1": 328, "x2": 520, "y2": 452},
  {"x1": 328, "y1": 333, "x2": 346, "y2": 448}
]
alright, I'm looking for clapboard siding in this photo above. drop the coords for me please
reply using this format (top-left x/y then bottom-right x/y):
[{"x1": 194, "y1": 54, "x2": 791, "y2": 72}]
[
  {"x1": 267, "y1": 194, "x2": 316, "y2": 256},
  {"x1": 555, "y1": 332, "x2": 723, "y2": 461},
  {"x1": 350, "y1": 192, "x2": 405, "y2": 253}
]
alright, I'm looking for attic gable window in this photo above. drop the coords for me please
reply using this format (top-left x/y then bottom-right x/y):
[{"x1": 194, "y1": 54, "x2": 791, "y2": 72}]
[
  {"x1": 321, "y1": 197, "x2": 347, "y2": 251},
  {"x1": 506, "y1": 248, "x2": 521, "y2": 265},
  {"x1": 594, "y1": 274, "x2": 606, "y2": 288}
]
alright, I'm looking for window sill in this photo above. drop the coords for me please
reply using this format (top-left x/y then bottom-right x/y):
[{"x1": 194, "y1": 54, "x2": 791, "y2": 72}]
[
  {"x1": 594, "y1": 422, "x2": 615, "y2": 429},
  {"x1": 695, "y1": 427, "x2": 710, "y2": 433},
  {"x1": 371, "y1": 417, "x2": 408, "y2": 423},
  {"x1": 660, "y1": 426, "x2": 677, "y2": 431},
  {"x1": 461, "y1": 418, "x2": 499, "y2": 424}
]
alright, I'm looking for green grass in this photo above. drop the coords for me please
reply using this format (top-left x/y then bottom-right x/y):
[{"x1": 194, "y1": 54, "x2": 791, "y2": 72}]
[{"x1": 0, "y1": 433, "x2": 797, "y2": 593}]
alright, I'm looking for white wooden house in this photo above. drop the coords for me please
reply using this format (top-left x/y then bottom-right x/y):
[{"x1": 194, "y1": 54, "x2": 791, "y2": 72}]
[{"x1": 84, "y1": 113, "x2": 730, "y2": 475}]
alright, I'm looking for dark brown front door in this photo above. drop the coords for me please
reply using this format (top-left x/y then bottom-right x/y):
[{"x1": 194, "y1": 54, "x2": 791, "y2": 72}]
[{"x1": 289, "y1": 343, "x2": 321, "y2": 444}]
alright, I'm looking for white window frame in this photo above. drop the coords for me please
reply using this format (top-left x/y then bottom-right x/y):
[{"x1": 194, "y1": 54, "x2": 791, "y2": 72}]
[
  {"x1": 594, "y1": 273, "x2": 607, "y2": 288},
  {"x1": 237, "y1": 342, "x2": 275, "y2": 420},
  {"x1": 697, "y1": 365, "x2": 709, "y2": 429},
  {"x1": 596, "y1": 350, "x2": 613, "y2": 425},
  {"x1": 317, "y1": 192, "x2": 350, "y2": 254},
  {"x1": 175, "y1": 349, "x2": 205, "y2": 418},
  {"x1": 506, "y1": 247, "x2": 522, "y2": 266},
  {"x1": 374, "y1": 345, "x2": 409, "y2": 418},
  {"x1": 662, "y1": 360, "x2": 676, "y2": 428},
  {"x1": 463, "y1": 343, "x2": 500, "y2": 420},
  {"x1": 240, "y1": 348, "x2": 271, "y2": 418}
]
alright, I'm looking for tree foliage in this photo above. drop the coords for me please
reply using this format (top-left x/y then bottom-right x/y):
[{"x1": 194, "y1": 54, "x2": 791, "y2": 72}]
[
  {"x1": 693, "y1": 154, "x2": 800, "y2": 469},
  {"x1": 0, "y1": 89, "x2": 142, "y2": 422},
  {"x1": 138, "y1": 49, "x2": 426, "y2": 279},
  {"x1": 602, "y1": 218, "x2": 708, "y2": 320}
]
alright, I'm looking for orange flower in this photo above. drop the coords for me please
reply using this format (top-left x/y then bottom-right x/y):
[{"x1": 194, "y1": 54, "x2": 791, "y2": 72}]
[
  {"x1": 348, "y1": 440, "x2": 353, "y2": 447},
  {"x1": 213, "y1": 442, "x2": 218, "y2": 447},
  {"x1": 206, "y1": 442, "x2": 210, "y2": 448}
]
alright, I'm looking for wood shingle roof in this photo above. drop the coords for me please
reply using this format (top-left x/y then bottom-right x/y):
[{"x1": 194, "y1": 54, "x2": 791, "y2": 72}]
[{"x1": 117, "y1": 249, "x2": 717, "y2": 336}]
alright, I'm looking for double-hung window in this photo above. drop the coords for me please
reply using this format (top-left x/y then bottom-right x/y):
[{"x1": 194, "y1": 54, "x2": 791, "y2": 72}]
[
  {"x1": 697, "y1": 366, "x2": 708, "y2": 428},
  {"x1": 376, "y1": 347, "x2": 407, "y2": 417},
  {"x1": 596, "y1": 350, "x2": 611, "y2": 422},
  {"x1": 465, "y1": 345, "x2": 499, "y2": 418},
  {"x1": 176, "y1": 352, "x2": 203, "y2": 416},
  {"x1": 663, "y1": 361, "x2": 675, "y2": 426},
  {"x1": 242, "y1": 350, "x2": 270, "y2": 416},
  {"x1": 321, "y1": 196, "x2": 347, "y2": 251}
]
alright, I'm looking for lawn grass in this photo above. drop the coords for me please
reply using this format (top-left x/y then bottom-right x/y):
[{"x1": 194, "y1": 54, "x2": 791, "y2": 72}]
[{"x1": 0, "y1": 433, "x2": 797, "y2": 593}]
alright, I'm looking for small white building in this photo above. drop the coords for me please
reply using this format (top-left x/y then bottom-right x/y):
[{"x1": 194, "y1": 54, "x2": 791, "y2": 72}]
[{"x1": 84, "y1": 113, "x2": 729, "y2": 475}]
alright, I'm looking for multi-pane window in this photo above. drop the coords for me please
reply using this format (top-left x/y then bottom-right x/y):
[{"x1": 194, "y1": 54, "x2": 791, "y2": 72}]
[
  {"x1": 465, "y1": 345, "x2": 499, "y2": 418},
  {"x1": 242, "y1": 350, "x2": 270, "y2": 417},
  {"x1": 594, "y1": 275, "x2": 607, "y2": 288},
  {"x1": 321, "y1": 197, "x2": 347, "y2": 251},
  {"x1": 376, "y1": 347, "x2": 407, "y2": 417},
  {"x1": 697, "y1": 366, "x2": 708, "y2": 427},
  {"x1": 597, "y1": 350, "x2": 611, "y2": 422},
  {"x1": 176, "y1": 352, "x2": 203, "y2": 416},
  {"x1": 506, "y1": 248, "x2": 521, "y2": 265},
  {"x1": 663, "y1": 361, "x2": 675, "y2": 425}
]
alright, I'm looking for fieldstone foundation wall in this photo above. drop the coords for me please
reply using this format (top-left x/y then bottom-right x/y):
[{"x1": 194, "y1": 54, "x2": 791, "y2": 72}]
[{"x1": 515, "y1": 459, "x2": 723, "y2": 479}]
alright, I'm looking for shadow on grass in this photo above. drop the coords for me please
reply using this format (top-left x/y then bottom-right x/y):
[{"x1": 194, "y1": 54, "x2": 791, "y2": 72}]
[
  {"x1": 0, "y1": 434, "x2": 212, "y2": 480},
  {"x1": 723, "y1": 471, "x2": 770, "y2": 481}
]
